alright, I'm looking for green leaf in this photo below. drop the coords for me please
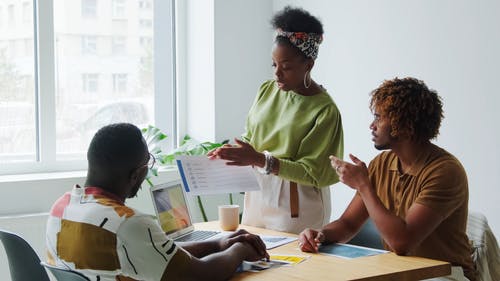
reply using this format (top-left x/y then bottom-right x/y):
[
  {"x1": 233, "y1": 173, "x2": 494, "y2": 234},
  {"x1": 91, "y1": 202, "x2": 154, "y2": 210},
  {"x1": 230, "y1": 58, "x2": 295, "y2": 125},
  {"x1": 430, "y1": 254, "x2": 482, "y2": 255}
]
[{"x1": 150, "y1": 147, "x2": 162, "y2": 155}]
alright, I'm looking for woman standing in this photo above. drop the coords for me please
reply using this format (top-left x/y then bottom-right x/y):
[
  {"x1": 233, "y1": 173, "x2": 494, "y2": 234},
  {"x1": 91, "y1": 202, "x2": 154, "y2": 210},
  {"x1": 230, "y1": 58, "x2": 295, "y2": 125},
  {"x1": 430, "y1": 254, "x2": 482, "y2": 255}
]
[{"x1": 210, "y1": 6, "x2": 343, "y2": 233}]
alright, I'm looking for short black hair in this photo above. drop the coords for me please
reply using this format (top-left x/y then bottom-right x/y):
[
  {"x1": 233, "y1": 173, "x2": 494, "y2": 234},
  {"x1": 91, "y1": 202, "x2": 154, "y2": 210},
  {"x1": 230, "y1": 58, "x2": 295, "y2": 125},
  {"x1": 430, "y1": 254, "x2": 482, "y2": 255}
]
[
  {"x1": 271, "y1": 6, "x2": 324, "y2": 59},
  {"x1": 87, "y1": 123, "x2": 147, "y2": 173},
  {"x1": 370, "y1": 77, "x2": 444, "y2": 142},
  {"x1": 271, "y1": 6, "x2": 323, "y2": 34}
]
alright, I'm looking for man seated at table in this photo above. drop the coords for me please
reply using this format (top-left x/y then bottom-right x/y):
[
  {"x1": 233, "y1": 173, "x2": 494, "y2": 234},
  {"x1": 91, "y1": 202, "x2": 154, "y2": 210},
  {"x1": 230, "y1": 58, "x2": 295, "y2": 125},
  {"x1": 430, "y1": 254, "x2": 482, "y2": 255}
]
[
  {"x1": 46, "y1": 123, "x2": 268, "y2": 281},
  {"x1": 299, "y1": 77, "x2": 476, "y2": 281}
]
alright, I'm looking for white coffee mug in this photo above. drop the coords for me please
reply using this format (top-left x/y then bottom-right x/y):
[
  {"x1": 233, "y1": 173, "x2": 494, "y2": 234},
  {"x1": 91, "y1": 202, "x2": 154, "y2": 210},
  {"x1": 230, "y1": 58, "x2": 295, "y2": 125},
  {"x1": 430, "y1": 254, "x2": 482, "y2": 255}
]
[{"x1": 218, "y1": 204, "x2": 239, "y2": 231}]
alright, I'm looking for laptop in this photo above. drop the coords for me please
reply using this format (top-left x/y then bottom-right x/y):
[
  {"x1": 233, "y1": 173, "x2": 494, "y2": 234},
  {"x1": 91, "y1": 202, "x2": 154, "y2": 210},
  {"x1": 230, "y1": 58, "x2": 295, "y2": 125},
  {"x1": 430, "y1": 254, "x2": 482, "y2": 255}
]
[{"x1": 150, "y1": 180, "x2": 221, "y2": 242}]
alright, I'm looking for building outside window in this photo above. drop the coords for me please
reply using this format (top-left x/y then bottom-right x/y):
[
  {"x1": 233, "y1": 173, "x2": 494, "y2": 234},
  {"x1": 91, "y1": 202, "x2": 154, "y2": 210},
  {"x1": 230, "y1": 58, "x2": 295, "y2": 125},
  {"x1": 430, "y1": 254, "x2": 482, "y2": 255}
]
[
  {"x1": 0, "y1": 0, "x2": 175, "y2": 175},
  {"x1": 81, "y1": 0, "x2": 97, "y2": 18}
]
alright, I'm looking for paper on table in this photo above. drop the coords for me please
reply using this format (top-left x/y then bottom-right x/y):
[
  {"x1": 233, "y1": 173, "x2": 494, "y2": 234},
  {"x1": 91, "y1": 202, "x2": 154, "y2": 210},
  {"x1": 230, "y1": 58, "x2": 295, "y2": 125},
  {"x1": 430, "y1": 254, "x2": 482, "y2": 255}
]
[
  {"x1": 238, "y1": 255, "x2": 309, "y2": 273},
  {"x1": 176, "y1": 155, "x2": 259, "y2": 195},
  {"x1": 259, "y1": 235, "x2": 297, "y2": 249},
  {"x1": 318, "y1": 243, "x2": 388, "y2": 259},
  {"x1": 269, "y1": 254, "x2": 309, "y2": 265}
]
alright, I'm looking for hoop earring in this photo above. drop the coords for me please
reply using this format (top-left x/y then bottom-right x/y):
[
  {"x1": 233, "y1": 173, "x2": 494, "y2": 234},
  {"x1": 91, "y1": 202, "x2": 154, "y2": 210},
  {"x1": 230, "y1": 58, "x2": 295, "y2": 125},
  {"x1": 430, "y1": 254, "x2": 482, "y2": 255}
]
[{"x1": 303, "y1": 71, "x2": 311, "y2": 88}]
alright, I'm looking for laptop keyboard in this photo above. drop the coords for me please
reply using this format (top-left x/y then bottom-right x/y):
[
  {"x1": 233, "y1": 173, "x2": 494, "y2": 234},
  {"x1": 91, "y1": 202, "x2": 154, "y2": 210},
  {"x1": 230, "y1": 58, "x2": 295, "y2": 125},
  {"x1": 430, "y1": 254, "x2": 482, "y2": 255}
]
[{"x1": 175, "y1": 230, "x2": 220, "y2": 242}]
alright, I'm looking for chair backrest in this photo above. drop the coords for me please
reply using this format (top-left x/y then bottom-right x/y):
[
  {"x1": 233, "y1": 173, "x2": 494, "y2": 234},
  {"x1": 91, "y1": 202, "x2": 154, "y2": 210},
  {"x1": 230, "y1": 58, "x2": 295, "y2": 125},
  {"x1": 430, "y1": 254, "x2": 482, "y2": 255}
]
[
  {"x1": 347, "y1": 218, "x2": 385, "y2": 250},
  {"x1": 0, "y1": 229, "x2": 50, "y2": 281},
  {"x1": 41, "y1": 262, "x2": 90, "y2": 281},
  {"x1": 466, "y1": 211, "x2": 500, "y2": 281}
]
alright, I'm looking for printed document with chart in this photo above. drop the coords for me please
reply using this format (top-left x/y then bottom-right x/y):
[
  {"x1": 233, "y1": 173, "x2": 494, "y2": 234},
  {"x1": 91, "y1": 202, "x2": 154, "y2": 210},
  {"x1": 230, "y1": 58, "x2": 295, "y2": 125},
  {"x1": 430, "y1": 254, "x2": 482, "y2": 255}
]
[{"x1": 176, "y1": 155, "x2": 259, "y2": 195}]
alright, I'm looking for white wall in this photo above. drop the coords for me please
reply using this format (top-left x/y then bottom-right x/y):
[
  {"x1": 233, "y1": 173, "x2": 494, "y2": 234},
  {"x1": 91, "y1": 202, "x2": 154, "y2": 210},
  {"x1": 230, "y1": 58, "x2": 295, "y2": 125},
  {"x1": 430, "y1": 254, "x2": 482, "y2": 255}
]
[
  {"x1": 270, "y1": 0, "x2": 500, "y2": 236},
  {"x1": 213, "y1": 0, "x2": 273, "y2": 142},
  {"x1": 181, "y1": 0, "x2": 272, "y2": 143}
]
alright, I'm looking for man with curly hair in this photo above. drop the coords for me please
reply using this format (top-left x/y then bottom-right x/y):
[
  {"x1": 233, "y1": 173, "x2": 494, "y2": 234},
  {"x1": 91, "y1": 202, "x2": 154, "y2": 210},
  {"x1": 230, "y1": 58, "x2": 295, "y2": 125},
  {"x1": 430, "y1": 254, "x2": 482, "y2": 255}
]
[{"x1": 298, "y1": 77, "x2": 476, "y2": 281}]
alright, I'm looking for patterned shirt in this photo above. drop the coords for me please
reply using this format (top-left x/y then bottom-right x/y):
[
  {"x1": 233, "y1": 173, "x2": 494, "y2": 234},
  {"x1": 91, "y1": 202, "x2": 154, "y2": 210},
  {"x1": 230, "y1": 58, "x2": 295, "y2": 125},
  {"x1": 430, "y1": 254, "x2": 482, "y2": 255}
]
[{"x1": 46, "y1": 185, "x2": 190, "y2": 281}]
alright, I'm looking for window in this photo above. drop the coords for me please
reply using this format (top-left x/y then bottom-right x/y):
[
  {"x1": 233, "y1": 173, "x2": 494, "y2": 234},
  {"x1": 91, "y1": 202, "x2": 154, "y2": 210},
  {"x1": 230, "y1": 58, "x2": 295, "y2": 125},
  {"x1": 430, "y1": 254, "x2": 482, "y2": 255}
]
[
  {"x1": 112, "y1": 73, "x2": 127, "y2": 93},
  {"x1": 0, "y1": 6, "x2": 4, "y2": 28},
  {"x1": 24, "y1": 39, "x2": 33, "y2": 57},
  {"x1": 82, "y1": 73, "x2": 99, "y2": 93},
  {"x1": 139, "y1": 36, "x2": 152, "y2": 48},
  {"x1": 139, "y1": 19, "x2": 152, "y2": 29},
  {"x1": 22, "y1": 2, "x2": 31, "y2": 23},
  {"x1": 8, "y1": 4, "x2": 14, "y2": 27},
  {"x1": 139, "y1": 0, "x2": 152, "y2": 10},
  {"x1": 0, "y1": 0, "x2": 176, "y2": 175},
  {"x1": 8, "y1": 40, "x2": 17, "y2": 57},
  {"x1": 112, "y1": 0, "x2": 126, "y2": 18},
  {"x1": 81, "y1": 35, "x2": 97, "y2": 55},
  {"x1": 111, "y1": 36, "x2": 126, "y2": 54},
  {"x1": 81, "y1": 0, "x2": 96, "y2": 18}
]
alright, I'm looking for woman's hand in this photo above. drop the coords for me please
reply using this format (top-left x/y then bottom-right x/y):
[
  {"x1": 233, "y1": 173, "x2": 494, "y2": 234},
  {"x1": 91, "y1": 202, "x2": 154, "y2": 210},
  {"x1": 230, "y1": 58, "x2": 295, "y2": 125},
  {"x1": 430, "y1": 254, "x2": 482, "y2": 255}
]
[
  {"x1": 207, "y1": 143, "x2": 232, "y2": 159},
  {"x1": 298, "y1": 228, "x2": 325, "y2": 253},
  {"x1": 208, "y1": 138, "x2": 265, "y2": 167}
]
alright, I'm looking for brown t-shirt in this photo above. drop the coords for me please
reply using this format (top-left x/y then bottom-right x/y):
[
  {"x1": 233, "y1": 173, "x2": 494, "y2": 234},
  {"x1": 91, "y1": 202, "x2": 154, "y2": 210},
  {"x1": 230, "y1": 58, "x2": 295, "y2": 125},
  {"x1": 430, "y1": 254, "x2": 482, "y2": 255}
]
[{"x1": 368, "y1": 144, "x2": 476, "y2": 281}]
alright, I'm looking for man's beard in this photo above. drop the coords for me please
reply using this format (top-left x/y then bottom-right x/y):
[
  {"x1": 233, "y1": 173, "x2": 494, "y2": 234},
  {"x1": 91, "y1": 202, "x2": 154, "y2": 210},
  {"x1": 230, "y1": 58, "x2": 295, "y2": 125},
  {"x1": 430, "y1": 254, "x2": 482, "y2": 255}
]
[{"x1": 374, "y1": 143, "x2": 390, "y2": 150}]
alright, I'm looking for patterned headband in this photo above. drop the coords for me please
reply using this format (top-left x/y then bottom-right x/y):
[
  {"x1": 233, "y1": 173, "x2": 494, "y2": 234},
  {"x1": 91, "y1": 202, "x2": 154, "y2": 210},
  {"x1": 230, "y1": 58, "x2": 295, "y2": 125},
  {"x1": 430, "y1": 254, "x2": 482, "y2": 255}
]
[{"x1": 276, "y1": 29, "x2": 323, "y2": 60}]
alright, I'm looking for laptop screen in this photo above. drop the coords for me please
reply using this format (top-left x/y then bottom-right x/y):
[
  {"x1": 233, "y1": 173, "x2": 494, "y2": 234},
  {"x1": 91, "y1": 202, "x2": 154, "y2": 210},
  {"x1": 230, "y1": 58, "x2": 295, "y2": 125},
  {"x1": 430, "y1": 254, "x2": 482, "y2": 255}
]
[{"x1": 151, "y1": 181, "x2": 192, "y2": 235}]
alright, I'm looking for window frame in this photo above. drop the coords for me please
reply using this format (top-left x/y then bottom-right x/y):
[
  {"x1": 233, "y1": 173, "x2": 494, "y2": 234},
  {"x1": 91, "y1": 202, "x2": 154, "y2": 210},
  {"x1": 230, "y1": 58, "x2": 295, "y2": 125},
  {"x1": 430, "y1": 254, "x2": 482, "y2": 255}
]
[{"x1": 0, "y1": 0, "x2": 176, "y2": 176}]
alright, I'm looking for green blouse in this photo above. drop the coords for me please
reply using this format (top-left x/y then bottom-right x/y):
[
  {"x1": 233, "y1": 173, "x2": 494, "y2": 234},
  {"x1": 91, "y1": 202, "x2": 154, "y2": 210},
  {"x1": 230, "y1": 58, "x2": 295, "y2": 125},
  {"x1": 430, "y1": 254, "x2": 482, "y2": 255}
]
[{"x1": 242, "y1": 80, "x2": 344, "y2": 188}]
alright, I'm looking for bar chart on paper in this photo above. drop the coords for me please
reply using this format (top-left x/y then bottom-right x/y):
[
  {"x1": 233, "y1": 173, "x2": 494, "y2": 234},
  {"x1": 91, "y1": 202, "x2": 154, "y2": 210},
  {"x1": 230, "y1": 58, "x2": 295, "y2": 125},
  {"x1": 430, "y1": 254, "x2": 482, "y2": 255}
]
[
  {"x1": 319, "y1": 243, "x2": 388, "y2": 259},
  {"x1": 176, "y1": 156, "x2": 260, "y2": 195}
]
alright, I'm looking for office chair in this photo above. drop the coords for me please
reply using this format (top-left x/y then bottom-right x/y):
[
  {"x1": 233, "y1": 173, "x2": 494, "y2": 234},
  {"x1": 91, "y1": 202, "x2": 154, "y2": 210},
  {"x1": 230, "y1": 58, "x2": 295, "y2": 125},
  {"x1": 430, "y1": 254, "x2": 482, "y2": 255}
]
[
  {"x1": 0, "y1": 229, "x2": 50, "y2": 281},
  {"x1": 347, "y1": 218, "x2": 385, "y2": 250},
  {"x1": 41, "y1": 262, "x2": 90, "y2": 281}
]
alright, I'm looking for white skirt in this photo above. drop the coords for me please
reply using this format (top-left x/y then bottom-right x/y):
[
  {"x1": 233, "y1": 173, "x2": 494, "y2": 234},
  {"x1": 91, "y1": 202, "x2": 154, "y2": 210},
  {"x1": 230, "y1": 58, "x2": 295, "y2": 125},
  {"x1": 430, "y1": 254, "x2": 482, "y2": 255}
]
[{"x1": 241, "y1": 172, "x2": 331, "y2": 234}]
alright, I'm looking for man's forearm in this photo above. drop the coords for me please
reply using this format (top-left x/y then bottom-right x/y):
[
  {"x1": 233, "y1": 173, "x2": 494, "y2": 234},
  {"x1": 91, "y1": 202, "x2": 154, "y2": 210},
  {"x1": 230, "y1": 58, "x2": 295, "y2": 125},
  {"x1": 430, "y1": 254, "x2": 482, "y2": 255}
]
[
  {"x1": 177, "y1": 239, "x2": 220, "y2": 258},
  {"x1": 358, "y1": 185, "x2": 408, "y2": 251},
  {"x1": 322, "y1": 219, "x2": 361, "y2": 244}
]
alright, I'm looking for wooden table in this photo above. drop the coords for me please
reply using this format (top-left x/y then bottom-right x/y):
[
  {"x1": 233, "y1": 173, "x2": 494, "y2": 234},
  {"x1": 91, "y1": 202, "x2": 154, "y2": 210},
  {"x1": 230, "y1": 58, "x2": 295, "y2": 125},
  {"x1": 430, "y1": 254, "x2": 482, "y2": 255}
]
[{"x1": 196, "y1": 222, "x2": 451, "y2": 281}]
